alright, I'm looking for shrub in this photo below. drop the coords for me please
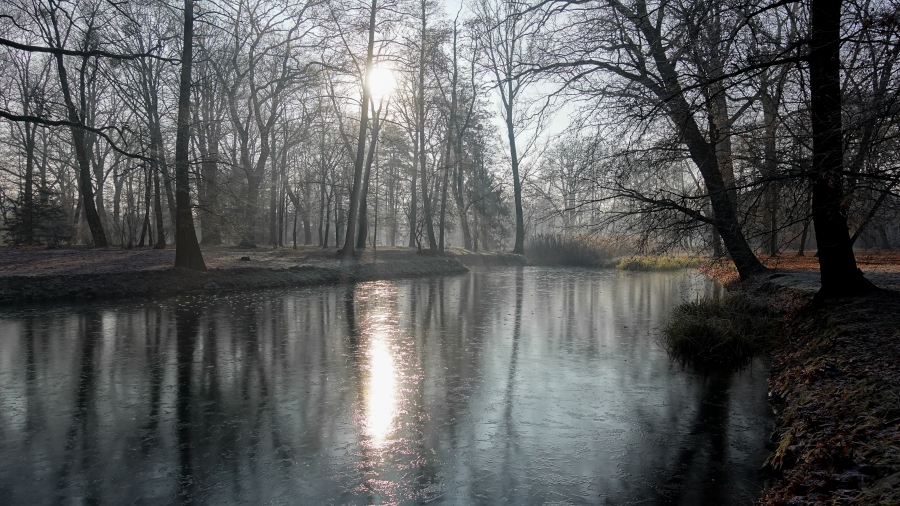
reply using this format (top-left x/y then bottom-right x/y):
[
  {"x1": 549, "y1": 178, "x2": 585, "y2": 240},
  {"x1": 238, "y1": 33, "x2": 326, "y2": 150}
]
[
  {"x1": 662, "y1": 292, "x2": 772, "y2": 366},
  {"x1": 616, "y1": 255, "x2": 701, "y2": 271},
  {"x1": 1, "y1": 191, "x2": 73, "y2": 247}
]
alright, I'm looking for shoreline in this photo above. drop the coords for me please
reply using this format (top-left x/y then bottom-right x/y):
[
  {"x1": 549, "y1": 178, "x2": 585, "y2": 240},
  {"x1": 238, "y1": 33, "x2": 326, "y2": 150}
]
[
  {"x1": 0, "y1": 246, "x2": 528, "y2": 306},
  {"x1": 0, "y1": 258, "x2": 470, "y2": 305},
  {"x1": 701, "y1": 264, "x2": 900, "y2": 505}
]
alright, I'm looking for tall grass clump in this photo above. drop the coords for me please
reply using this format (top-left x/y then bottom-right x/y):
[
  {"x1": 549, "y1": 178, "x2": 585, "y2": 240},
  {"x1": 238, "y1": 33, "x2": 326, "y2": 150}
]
[
  {"x1": 663, "y1": 292, "x2": 773, "y2": 366},
  {"x1": 616, "y1": 255, "x2": 701, "y2": 271},
  {"x1": 526, "y1": 234, "x2": 624, "y2": 267}
]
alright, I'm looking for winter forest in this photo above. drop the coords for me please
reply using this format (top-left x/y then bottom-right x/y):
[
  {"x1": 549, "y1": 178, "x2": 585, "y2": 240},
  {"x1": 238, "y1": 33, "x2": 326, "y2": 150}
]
[
  {"x1": 5, "y1": 1, "x2": 900, "y2": 504},
  {"x1": 1, "y1": 0, "x2": 899, "y2": 280}
]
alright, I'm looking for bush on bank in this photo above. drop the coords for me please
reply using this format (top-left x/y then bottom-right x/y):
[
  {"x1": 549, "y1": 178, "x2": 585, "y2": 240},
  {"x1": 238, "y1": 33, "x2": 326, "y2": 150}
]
[{"x1": 662, "y1": 292, "x2": 773, "y2": 366}]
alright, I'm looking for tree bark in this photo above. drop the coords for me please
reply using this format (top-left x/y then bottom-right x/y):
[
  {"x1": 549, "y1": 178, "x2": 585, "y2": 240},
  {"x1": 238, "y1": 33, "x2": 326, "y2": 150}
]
[
  {"x1": 417, "y1": 3, "x2": 438, "y2": 253},
  {"x1": 195, "y1": 90, "x2": 222, "y2": 245},
  {"x1": 153, "y1": 168, "x2": 166, "y2": 248},
  {"x1": 173, "y1": 0, "x2": 206, "y2": 270}
]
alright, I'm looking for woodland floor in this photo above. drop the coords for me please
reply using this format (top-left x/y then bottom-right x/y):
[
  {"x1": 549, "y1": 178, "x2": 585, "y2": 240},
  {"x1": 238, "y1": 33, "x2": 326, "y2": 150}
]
[
  {"x1": 0, "y1": 244, "x2": 526, "y2": 277},
  {"x1": 704, "y1": 250, "x2": 900, "y2": 505}
]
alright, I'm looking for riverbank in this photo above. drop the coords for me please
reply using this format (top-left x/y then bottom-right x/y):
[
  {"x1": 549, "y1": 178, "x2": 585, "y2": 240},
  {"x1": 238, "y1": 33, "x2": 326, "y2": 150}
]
[
  {"x1": 0, "y1": 246, "x2": 503, "y2": 305},
  {"x1": 702, "y1": 253, "x2": 900, "y2": 505}
]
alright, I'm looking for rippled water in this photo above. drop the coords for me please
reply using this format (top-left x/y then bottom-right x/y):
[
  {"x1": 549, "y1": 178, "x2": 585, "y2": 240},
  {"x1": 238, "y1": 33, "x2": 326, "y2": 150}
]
[{"x1": 0, "y1": 267, "x2": 771, "y2": 505}]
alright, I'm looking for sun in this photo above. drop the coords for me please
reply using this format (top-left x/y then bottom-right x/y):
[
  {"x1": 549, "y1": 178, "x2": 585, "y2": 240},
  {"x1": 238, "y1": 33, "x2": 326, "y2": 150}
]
[{"x1": 367, "y1": 66, "x2": 395, "y2": 102}]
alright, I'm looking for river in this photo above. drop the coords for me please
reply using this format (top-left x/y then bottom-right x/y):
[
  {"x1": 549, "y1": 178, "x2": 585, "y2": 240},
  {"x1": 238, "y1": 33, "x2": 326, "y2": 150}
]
[{"x1": 0, "y1": 267, "x2": 771, "y2": 505}]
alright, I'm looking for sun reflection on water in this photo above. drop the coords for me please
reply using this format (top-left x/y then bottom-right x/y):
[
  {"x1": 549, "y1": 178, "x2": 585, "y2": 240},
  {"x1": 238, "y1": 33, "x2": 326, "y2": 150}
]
[{"x1": 364, "y1": 332, "x2": 397, "y2": 445}]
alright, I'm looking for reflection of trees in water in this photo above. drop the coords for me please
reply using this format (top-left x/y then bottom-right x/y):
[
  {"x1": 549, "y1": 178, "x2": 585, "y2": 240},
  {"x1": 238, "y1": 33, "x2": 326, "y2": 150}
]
[
  {"x1": 56, "y1": 311, "x2": 101, "y2": 504},
  {"x1": 175, "y1": 304, "x2": 198, "y2": 504},
  {"x1": 500, "y1": 267, "x2": 525, "y2": 496},
  {"x1": 23, "y1": 315, "x2": 46, "y2": 438},
  {"x1": 141, "y1": 309, "x2": 165, "y2": 455},
  {"x1": 3, "y1": 270, "x2": 763, "y2": 505},
  {"x1": 641, "y1": 371, "x2": 734, "y2": 505}
]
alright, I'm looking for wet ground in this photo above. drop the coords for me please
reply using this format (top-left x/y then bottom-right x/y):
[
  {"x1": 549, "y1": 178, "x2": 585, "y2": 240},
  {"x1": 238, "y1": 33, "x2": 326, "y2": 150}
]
[{"x1": 0, "y1": 267, "x2": 772, "y2": 505}]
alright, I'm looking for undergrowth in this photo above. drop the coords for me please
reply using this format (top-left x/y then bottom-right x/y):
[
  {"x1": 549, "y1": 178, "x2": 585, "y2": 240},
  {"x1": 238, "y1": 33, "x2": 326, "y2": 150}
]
[
  {"x1": 662, "y1": 292, "x2": 773, "y2": 366},
  {"x1": 616, "y1": 255, "x2": 701, "y2": 271}
]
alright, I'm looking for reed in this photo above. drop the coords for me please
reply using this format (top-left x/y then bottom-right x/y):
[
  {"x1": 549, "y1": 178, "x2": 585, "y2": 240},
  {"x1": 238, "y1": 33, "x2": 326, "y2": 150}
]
[{"x1": 526, "y1": 234, "x2": 622, "y2": 267}]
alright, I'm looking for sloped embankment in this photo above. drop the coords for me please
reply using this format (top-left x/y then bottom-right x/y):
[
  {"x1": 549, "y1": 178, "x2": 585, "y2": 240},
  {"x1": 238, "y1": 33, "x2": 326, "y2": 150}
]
[
  {"x1": 0, "y1": 257, "x2": 469, "y2": 305},
  {"x1": 755, "y1": 275, "x2": 900, "y2": 505}
]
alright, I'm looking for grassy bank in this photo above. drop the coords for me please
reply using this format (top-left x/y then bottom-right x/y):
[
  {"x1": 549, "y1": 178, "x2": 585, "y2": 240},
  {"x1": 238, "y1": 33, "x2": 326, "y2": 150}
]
[
  {"x1": 757, "y1": 287, "x2": 900, "y2": 505},
  {"x1": 688, "y1": 254, "x2": 900, "y2": 504},
  {"x1": 617, "y1": 255, "x2": 701, "y2": 271},
  {"x1": 690, "y1": 258, "x2": 900, "y2": 505},
  {"x1": 0, "y1": 251, "x2": 470, "y2": 305}
]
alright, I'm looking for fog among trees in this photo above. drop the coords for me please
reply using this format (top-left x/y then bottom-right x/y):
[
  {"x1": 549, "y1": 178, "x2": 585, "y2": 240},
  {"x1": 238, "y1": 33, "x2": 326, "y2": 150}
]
[{"x1": 2, "y1": 0, "x2": 898, "y2": 289}]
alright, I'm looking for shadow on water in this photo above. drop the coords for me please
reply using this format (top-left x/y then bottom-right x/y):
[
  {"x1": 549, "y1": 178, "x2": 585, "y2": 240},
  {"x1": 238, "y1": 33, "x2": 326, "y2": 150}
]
[
  {"x1": 175, "y1": 305, "x2": 198, "y2": 505},
  {"x1": 55, "y1": 311, "x2": 100, "y2": 506},
  {"x1": 649, "y1": 371, "x2": 735, "y2": 505},
  {"x1": 0, "y1": 268, "x2": 771, "y2": 505}
]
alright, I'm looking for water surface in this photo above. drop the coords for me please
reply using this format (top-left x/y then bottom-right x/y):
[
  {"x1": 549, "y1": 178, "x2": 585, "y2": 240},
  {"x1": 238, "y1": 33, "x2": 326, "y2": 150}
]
[{"x1": 0, "y1": 267, "x2": 771, "y2": 505}]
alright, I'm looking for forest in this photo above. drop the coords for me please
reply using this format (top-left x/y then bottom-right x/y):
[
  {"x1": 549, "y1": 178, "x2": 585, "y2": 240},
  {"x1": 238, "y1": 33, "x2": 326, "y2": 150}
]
[
  {"x1": 3, "y1": 1, "x2": 900, "y2": 504},
  {"x1": 1, "y1": 0, "x2": 898, "y2": 286}
]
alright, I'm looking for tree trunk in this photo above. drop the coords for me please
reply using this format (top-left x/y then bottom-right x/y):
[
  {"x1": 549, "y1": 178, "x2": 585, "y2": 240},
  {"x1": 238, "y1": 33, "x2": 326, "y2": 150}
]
[
  {"x1": 22, "y1": 121, "x2": 37, "y2": 244},
  {"x1": 154, "y1": 169, "x2": 166, "y2": 249},
  {"x1": 139, "y1": 167, "x2": 152, "y2": 247},
  {"x1": 809, "y1": 0, "x2": 873, "y2": 296},
  {"x1": 268, "y1": 134, "x2": 279, "y2": 246},
  {"x1": 357, "y1": 100, "x2": 384, "y2": 249},
  {"x1": 53, "y1": 51, "x2": 106, "y2": 247},
  {"x1": 319, "y1": 181, "x2": 327, "y2": 247},
  {"x1": 417, "y1": 4, "x2": 438, "y2": 253},
  {"x1": 195, "y1": 96, "x2": 222, "y2": 245},
  {"x1": 624, "y1": 0, "x2": 763, "y2": 279},
  {"x1": 340, "y1": 0, "x2": 378, "y2": 256},
  {"x1": 453, "y1": 163, "x2": 472, "y2": 250},
  {"x1": 761, "y1": 79, "x2": 781, "y2": 257},
  {"x1": 504, "y1": 99, "x2": 525, "y2": 255},
  {"x1": 408, "y1": 155, "x2": 418, "y2": 248},
  {"x1": 303, "y1": 182, "x2": 313, "y2": 245},
  {"x1": 173, "y1": 0, "x2": 206, "y2": 271}
]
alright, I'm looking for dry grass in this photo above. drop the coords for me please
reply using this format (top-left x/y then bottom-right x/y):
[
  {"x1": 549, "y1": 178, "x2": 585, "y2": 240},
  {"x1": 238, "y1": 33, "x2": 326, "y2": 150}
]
[
  {"x1": 525, "y1": 234, "x2": 624, "y2": 267},
  {"x1": 616, "y1": 255, "x2": 701, "y2": 271},
  {"x1": 760, "y1": 291, "x2": 900, "y2": 505}
]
